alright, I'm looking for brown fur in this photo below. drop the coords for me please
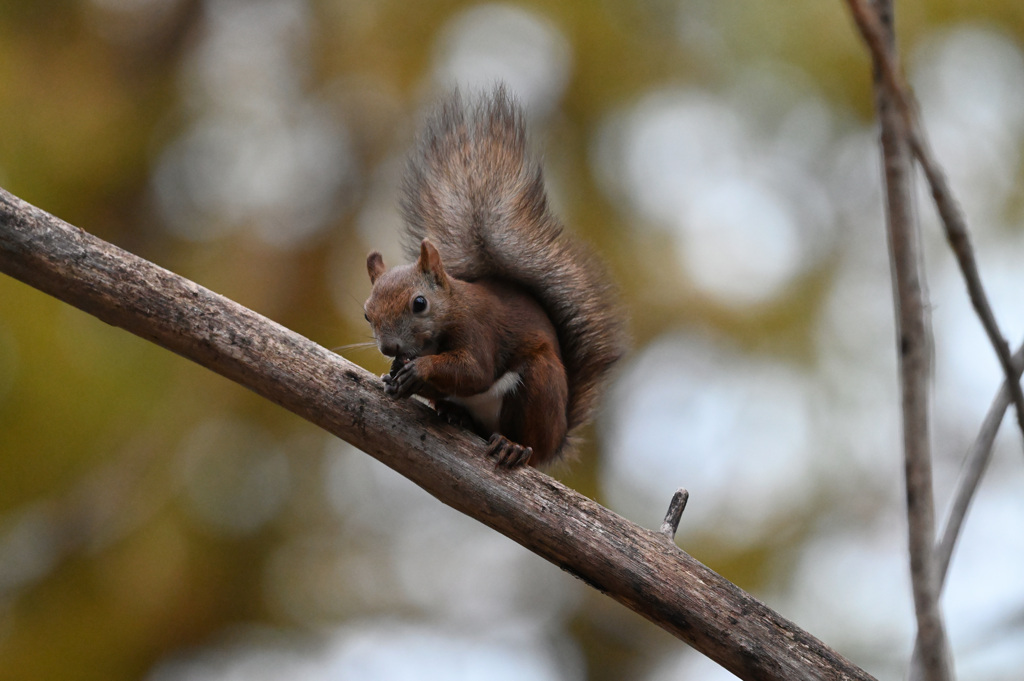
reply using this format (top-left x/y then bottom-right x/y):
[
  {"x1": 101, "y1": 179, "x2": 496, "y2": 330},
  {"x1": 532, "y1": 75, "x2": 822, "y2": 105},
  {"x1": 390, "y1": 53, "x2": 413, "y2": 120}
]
[{"x1": 364, "y1": 85, "x2": 627, "y2": 466}]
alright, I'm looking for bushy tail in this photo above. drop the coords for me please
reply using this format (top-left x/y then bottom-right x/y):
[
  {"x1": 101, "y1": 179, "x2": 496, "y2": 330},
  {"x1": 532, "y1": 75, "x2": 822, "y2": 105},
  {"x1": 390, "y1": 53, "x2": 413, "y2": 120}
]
[{"x1": 400, "y1": 85, "x2": 627, "y2": 435}]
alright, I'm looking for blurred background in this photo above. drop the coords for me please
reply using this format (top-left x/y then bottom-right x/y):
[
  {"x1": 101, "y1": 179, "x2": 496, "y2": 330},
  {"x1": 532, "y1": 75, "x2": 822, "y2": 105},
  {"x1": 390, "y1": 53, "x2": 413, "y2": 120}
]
[{"x1": 2, "y1": 1, "x2": 1024, "y2": 679}]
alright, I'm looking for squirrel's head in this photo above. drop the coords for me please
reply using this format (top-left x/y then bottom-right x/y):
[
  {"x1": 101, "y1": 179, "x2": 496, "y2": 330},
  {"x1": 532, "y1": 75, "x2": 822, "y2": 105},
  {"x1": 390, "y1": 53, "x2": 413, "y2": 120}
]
[{"x1": 363, "y1": 239, "x2": 453, "y2": 362}]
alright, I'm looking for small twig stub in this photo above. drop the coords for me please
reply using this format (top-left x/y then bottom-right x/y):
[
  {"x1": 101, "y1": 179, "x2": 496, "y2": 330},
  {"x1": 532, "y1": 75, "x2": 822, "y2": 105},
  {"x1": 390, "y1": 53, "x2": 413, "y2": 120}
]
[{"x1": 660, "y1": 488, "x2": 689, "y2": 540}]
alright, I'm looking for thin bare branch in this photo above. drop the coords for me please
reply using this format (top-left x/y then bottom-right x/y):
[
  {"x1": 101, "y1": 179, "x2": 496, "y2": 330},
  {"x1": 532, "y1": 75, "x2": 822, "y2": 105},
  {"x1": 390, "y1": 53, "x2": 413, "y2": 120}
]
[
  {"x1": 936, "y1": 342, "x2": 1024, "y2": 584},
  {"x1": 0, "y1": 188, "x2": 877, "y2": 681},
  {"x1": 909, "y1": 342, "x2": 1023, "y2": 681},
  {"x1": 852, "y1": 1, "x2": 954, "y2": 679},
  {"x1": 845, "y1": 0, "x2": 1024, "y2": 446}
]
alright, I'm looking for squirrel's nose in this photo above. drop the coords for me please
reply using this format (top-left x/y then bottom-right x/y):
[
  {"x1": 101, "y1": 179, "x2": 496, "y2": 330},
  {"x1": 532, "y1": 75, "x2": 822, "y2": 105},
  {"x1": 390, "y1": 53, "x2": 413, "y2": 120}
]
[{"x1": 380, "y1": 340, "x2": 402, "y2": 358}]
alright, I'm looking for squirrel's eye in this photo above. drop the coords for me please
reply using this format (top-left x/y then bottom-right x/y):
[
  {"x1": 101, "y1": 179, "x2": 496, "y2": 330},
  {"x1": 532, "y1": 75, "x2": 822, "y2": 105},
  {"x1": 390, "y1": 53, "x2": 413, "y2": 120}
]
[
  {"x1": 412, "y1": 295, "x2": 428, "y2": 314},
  {"x1": 363, "y1": 312, "x2": 370, "y2": 322}
]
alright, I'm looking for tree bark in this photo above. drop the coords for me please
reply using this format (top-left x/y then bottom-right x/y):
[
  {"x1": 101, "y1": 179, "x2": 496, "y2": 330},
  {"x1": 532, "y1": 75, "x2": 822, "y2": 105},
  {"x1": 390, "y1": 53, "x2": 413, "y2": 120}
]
[{"x1": 0, "y1": 187, "x2": 876, "y2": 680}]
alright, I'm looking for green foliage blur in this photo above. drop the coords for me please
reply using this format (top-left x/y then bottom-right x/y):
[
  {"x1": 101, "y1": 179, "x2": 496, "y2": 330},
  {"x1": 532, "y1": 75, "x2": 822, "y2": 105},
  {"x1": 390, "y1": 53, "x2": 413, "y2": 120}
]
[{"x1": 2, "y1": 2, "x2": 1023, "y2": 681}]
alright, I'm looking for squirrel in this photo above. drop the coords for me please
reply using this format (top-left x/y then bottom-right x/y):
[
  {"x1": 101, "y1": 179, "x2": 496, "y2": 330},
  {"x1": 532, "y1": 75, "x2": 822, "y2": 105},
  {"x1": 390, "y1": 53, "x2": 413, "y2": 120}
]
[{"x1": 363, "y1": 85, "x2": 627, "y2": 468}]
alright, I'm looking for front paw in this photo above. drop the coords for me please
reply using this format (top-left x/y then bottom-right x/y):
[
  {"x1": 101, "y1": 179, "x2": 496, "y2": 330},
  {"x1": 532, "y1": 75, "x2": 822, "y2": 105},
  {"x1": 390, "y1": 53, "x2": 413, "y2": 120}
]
[{"x1": 384, "y1": 359, "x2": 424, "y2": 399}]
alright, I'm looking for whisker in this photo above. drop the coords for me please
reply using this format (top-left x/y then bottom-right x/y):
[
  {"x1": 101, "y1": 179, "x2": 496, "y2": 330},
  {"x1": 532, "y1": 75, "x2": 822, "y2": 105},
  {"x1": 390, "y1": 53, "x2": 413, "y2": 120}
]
[{"x1": 329, "y1": 341, "x2": 377, "y2": 354}]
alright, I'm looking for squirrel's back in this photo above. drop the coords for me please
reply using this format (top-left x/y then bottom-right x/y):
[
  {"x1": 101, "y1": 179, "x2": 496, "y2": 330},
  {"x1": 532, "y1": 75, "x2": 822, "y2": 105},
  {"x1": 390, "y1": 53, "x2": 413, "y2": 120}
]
[{"x1": 400, "y1": 85, "x2": 627, "y2": 437}]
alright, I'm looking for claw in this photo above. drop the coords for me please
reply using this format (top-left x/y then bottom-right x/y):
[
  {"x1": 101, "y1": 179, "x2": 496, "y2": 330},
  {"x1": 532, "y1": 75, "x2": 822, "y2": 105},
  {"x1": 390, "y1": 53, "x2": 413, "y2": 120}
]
[
  {"x1": 486, "y1": 433, "x2": 532, "y2": 468},
  {"x1": 388, "y1": 359, "x2": 423, "y2": 399}
]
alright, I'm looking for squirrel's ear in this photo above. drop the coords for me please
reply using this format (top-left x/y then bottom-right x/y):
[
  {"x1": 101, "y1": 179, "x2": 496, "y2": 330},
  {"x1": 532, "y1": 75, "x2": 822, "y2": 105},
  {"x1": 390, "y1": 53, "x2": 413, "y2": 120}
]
[
  {"x1": 367, "y1": 251, "x2": 386, "y2": 284},
  {"x1": 417, "y1": 239, "x2": 448, "y2": 288}
]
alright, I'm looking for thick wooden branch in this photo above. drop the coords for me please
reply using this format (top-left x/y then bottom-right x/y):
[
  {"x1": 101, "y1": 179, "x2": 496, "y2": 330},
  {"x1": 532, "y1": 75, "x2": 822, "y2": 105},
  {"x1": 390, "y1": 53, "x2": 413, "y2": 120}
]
[{"x1": 0, "y1": 187, "x2": 875, "y2": 681}]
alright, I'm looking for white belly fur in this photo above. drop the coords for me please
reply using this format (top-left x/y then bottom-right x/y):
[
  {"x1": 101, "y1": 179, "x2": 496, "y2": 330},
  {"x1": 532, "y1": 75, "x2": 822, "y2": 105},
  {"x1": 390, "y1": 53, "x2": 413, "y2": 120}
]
[{"x1": 448, "y1": 371, "x2": 521, "y2": 434}]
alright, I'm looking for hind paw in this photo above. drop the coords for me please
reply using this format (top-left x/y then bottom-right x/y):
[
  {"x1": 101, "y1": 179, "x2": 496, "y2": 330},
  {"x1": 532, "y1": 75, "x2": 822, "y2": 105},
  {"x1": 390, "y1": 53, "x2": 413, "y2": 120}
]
[{"x1": 486, "y1": 433, "x2": 533, "y2": 468}]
